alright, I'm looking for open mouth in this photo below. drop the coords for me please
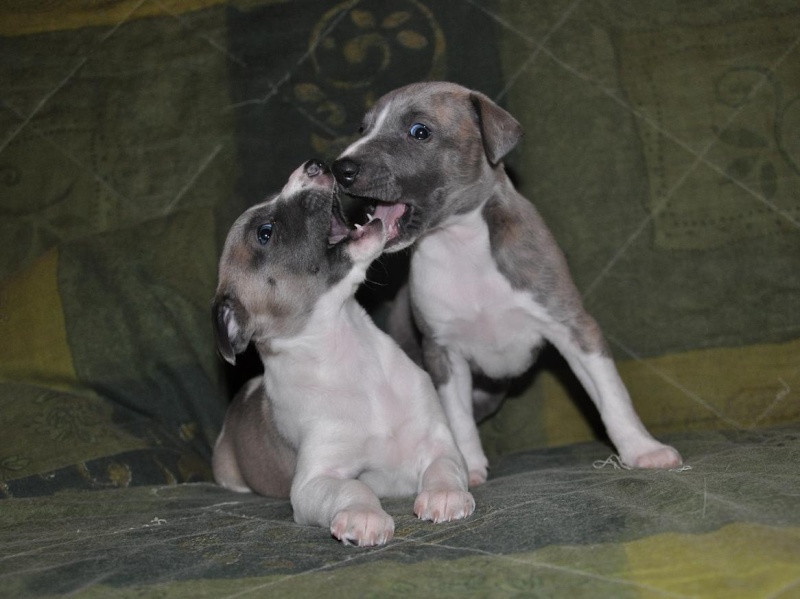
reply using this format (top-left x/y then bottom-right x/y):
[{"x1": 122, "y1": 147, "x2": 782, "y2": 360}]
[
  {"x1": 329, "y1": 195, "x2": 355, "y2": 245},
  {"x1": 329, "y1": 190, "x2": 410, "y2": 247}
]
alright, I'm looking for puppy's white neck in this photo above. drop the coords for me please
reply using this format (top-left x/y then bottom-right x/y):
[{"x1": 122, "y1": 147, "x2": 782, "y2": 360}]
[
  {"x1": 256, "y1": 265, "x2": 399, "y2": 449},
  {"x1": 262, "y1": 265, "x2": 369, "y2": 359},
  {"x1": 415, "y1": 205, "x2": 490, "y2": 265}
]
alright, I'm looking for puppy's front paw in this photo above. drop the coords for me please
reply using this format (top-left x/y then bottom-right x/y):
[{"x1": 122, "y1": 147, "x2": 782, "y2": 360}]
[
  {"x1": 628, "y1": 444, "x2": 682, "y2": 469},
  {"x1": 331, "y1": 506, "x2": 394, "y2": 547},
  {"x1": 468, "y1": 467, "x2": 488, "y2": 487},
  {"x1": 415, "y1": 490, "x2": 475, "y2": 523},
  {"x1": 464, "y1": 453, "x2": 489, "y2": 486}
]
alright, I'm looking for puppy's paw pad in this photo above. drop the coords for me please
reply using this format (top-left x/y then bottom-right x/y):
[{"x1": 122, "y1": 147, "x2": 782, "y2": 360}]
[
  {"x1": 331, "y1": 507, "x2": 394, "y2": 547},
  {"x1": 631, "y1": 445, "x2": 682, "y2": 469},
  {"x1": 415, "y1": 490, "x2": 475, "y2": 523}
]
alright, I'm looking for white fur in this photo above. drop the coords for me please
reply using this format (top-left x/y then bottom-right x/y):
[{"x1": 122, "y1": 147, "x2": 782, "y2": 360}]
[
  {"x1": 339, "y1": 101, "x2": 393, "y2": 158},
  {"x1": 218, "y1": 195, "x2": 474, "y2": 547},
  {"x1": 333, "y1": 83, "x2": 681, "y2": 487},
  {"x1": 263, "y1": 269, "x2": 474, "y2": 544},
  {"x1": 411, "y1": 207, "x2": 550, "y2": 379},
  {"x1": 411, "y1": 206, "x2": 551, "y2": 484},
  {"x1": 411, "y1": 205, "x2": 680, "y2": 482}
]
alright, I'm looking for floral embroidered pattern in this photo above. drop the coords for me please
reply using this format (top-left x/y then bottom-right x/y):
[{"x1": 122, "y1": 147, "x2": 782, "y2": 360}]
[
  {"x1": 714, "y1": 66, "x2": 800, "y2": 201},
  {"x1": 295, "y1": 0, "x2": 446, "y2": 156}
]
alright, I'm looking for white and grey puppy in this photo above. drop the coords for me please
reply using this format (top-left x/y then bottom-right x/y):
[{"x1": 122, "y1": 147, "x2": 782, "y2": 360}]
[
  {"x1": 211, "y1": 160, "x2": 474, "y2": 547},
  {"x1": 332, "y1": 82, "x2": 682, "y2": 486}
]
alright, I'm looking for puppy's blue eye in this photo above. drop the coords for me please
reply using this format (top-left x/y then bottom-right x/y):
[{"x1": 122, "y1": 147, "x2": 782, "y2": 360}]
[
  {"x1": 257, "y1": 223, "x2": 273, "y2": 245},
  {"x1": 409, "y1": 123, "x2": 431, "y2": 141}
]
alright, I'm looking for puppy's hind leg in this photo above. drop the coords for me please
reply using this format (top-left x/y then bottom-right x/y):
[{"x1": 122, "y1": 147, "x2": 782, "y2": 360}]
[
  {"x1": 415, "y1": 452, "x2": 475, "y2": 523},
  {"x1": 212, "y1": 424, "x2": 251, "y2": 493},
  {"x1": 213, "y1": 379, "x2": 296, "y2": 497},
  {"x1": 555, "y1": 325, "x2": 682, "y2": 469}
]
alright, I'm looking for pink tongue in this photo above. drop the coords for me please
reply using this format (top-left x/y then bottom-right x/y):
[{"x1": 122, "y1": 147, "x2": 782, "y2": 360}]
[
  {"x1": 373, "y1": 203, "x2": 406, "y2": 239},
  {"x1": 329, "y1": 214, "x2": 350, "y2": 244}
]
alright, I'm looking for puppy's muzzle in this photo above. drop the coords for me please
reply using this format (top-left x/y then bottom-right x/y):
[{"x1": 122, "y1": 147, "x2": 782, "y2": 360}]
[
  {"x1": 304, "y1": 158, "x2": 329, "y2": 178},
  {"x1": 332, "y1": 158, "x2": 359, "y2": 187},
  {"x1": 331, "y1": 157, "x2": 409, "y2": 249}
]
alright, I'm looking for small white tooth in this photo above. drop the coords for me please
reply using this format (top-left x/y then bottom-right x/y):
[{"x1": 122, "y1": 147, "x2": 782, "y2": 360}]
[
  {"x1": 354, "y1": 223, "x2": 362, "y2": 230},
  {"x1": 367, "y1": 213, "x2": 375, "y2": 222}
]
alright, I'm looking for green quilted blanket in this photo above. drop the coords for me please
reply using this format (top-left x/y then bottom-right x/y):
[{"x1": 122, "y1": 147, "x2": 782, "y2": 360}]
[
  {"x1": 4, "y1": 429, "x2": 800, "y2": 598},
  {"x1": 1, "y1": 1, "x2": 799, "y2": 596}
]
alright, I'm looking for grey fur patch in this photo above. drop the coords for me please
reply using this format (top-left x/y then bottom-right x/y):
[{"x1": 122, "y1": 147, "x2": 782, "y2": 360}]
[
  {"x1": 411, "y1": 299, "x2": 451, "y2": 387},
  {"x1": 469, "y1": 90, "x2": 524, "y2": 165},
  {"x1": 421, "y1": 335, "x2": 451, "y2": 388},
  {"x1": 482, "y1": 187, "x2": 610, "y2": 357},
  {"x1": 342, "y1": 82, "x2": 613, "y2": 365},
  {"x1": 335, "y1": 82, "x2": 509, "y2": 250},
  {"x1": 214, "y1": 185, "x2": 355, "y2": 354}
]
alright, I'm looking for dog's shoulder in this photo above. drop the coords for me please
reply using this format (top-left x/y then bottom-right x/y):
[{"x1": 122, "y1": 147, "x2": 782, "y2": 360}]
[{"x1": 481, "y1": 185, "x2": 579, "y2": 307}]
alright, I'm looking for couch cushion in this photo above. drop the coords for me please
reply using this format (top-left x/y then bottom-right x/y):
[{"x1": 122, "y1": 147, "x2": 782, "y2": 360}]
[{"x1": 0, "y1": 210, "x2": 225, "y2": 496}]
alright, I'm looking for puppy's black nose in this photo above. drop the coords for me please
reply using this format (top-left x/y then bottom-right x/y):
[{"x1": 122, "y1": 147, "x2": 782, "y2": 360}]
[
  {"x1": 304, "y1": 159, "x2": 327, "y2": 177},
  {"x1": 332, "y1": 158, "x2": 359, "y2": 187}
]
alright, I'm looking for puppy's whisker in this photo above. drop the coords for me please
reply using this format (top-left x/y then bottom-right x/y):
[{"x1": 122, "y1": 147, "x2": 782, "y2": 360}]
[{"x1": 361, "y1": 270, "x2": 390, "y2": 290}]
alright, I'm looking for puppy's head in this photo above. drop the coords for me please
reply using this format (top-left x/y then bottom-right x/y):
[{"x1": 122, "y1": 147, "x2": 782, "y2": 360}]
[
  {"x1": 331, "y1": 82, "x2": 523, "y2": 252},
  {"x1": 212, "y1": 160, "x2": 386, "y2": 364}
]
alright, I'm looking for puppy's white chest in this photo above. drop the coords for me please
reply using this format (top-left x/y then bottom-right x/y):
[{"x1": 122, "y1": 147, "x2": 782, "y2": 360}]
[
  {"x1": 264, "y1": 300, "x2": 451, "y2": 495},
  {"x1": 411, "y1": 210, "x2": 547, "y2": 378}
]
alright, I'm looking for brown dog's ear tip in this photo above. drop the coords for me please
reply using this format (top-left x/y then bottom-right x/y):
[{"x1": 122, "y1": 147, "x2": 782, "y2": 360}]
[
  {"x1": 212, "y1": 295, "x2": 245, "y2": 364},
  {"x1": 469, "y1": 90, "x2": 523, "y2": 165},
  {"x1": 218, "y1": 346, "x2": 237, "y2": 366}
]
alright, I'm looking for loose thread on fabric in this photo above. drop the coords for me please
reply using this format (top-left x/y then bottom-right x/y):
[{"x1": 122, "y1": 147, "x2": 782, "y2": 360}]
[
  {"x1": 592, "y1": 455, "x2": 631, "y2": 470},
  {"x1": 592, "y1": 454, "x2": 693, "y2": 473}
]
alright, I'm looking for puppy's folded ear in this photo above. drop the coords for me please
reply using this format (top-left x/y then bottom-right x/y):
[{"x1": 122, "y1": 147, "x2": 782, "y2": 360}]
[
  {"x1": 211, "y1": 295, "x2": 251, "y2": 365},
  {"x1": 470, "y1": 91, "x2": 524, "y2": 165}
]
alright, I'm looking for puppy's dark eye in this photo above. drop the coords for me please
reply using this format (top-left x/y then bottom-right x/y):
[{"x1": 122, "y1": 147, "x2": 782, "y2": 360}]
[
  {"x1": 256, "y1": 223, "x2": 273, "y2": 245},
  {"x1": 358, "y1": 125, "x2": 365, "y2": 135},
  {"x1": 409, "y1": 123, "x2": 431, "y2": 141}
]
